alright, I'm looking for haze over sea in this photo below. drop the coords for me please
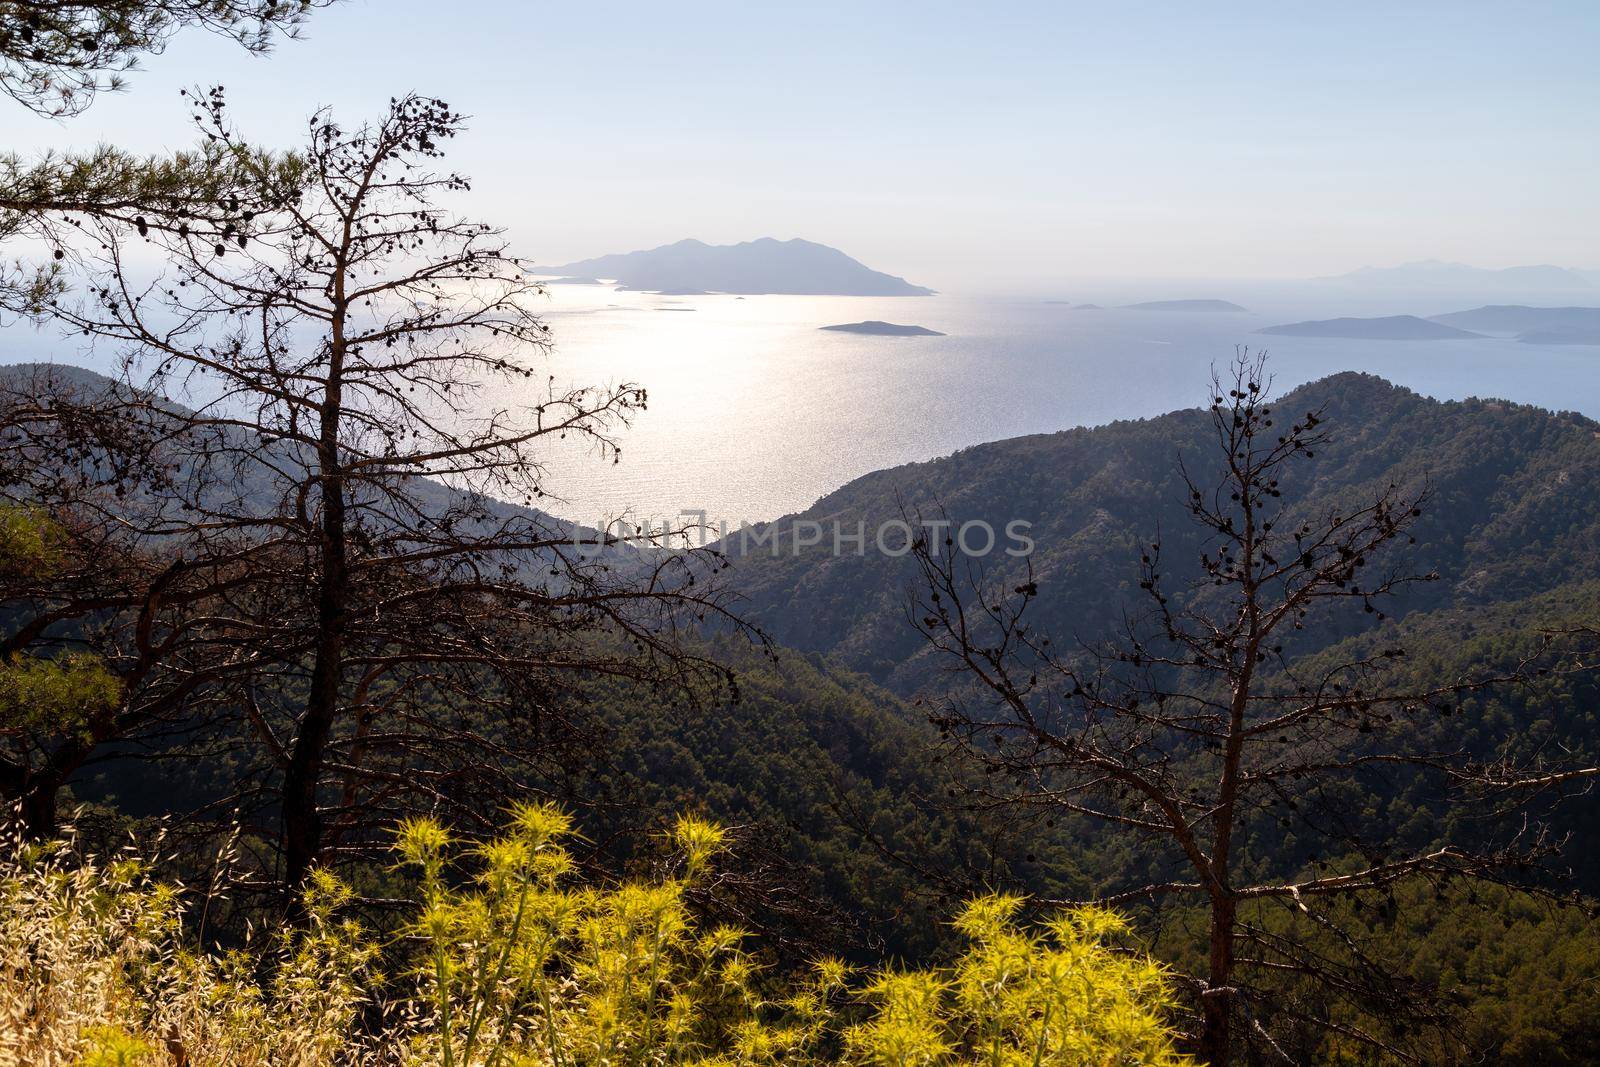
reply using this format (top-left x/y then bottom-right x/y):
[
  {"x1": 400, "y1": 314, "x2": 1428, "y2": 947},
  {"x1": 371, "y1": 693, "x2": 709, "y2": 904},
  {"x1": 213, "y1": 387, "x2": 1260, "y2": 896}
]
[{"x1": 525, "y1": 280, "x2": 1600, "y2": 528}]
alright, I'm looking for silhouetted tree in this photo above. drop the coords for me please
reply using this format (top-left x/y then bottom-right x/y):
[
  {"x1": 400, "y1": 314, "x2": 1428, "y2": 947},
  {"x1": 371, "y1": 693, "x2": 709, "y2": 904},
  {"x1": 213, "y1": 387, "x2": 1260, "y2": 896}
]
[
  {"x1": 0, "y1": 5, "x2": 324, "y2": 835},
  {"x1": 908, "y1": 351, "x2": 1595, "y2": 1064},
  {"x1": 0, "y1": 359, "x2": 300, "y2": 842},
  {"x1": 0, "y1": 3, "x2": 328, "y2": 331},
  {"x1": 0, "y1": 0, "x2": 331, "y2": 116},
  {"x1": 2, "y1": 140, "x2": 305, "y2": 314},
  {"x1": 26, "y1": 92, "x2": 750, "y2": 899}
]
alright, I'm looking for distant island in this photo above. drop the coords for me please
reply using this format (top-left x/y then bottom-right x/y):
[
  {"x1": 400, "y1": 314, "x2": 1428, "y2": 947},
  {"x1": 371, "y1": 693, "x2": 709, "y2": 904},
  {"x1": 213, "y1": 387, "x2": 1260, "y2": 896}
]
[
  {"x1": 1071, "y1": 303, "x2": 1104, "y2": 310},
  {"x1": 1122, "y1": 299, "x2": 1247, "y2": 312},
  {"x1": 819, "y1": 320, "x2": 944, "y2": 336},
  {"x1": 531, "y1": 237, "x2": 933, "y2": 296},
  {"x1": 1259, "y1": 315, "x2": 1482, "y2": 340},
  {"x1": 1258, "y1": 306, "x2": 1600, "y2": 344},
  {"x1": 1313, "y1": 260, "x2": 1596, "y2": 293},
  {"x1": 1428, "y1": 305, "x2": 1600, "y2": 335},
  {"x1": 542, "y1": 276, "x2": 603, "y2": 285},
  {"x1": 1516, "y1": 330, "x2": 1600, "y2": 345}
]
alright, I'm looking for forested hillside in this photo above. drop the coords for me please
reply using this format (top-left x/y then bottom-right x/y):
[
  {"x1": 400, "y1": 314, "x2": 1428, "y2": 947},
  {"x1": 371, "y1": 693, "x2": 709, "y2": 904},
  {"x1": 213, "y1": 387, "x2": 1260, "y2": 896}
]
[{"x1": 722, "y1": 372, "x2": 1600, "y2": 691}]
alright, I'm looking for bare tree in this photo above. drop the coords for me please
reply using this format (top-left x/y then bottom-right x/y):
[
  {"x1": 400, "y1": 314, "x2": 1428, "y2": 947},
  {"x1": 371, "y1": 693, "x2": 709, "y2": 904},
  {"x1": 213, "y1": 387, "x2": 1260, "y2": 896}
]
[
  {"x1": 25, "y1": 91, "x2": 751, "y2": 899},
  {"x1": 908, "y1": 351, "x2": 1594, "y2": 1064}
]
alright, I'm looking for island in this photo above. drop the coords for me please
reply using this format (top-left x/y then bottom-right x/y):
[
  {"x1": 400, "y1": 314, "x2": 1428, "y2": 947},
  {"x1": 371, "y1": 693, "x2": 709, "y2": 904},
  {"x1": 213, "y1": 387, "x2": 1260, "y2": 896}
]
[
  {"x1": 1428, "y1": 305, "x2": 1600, "y2": 335},
  {"x1": 1313, "y1": 260, "x2": 1596, "y2": 294},
  {"x1": 1517, "y1": 329, "x2": 1600, "y2": 346},
  {"x1": 1122, "y1": 299, "x2": 1247, "y2": 312},
  {"x1": 1257, "y1": 315, "x2": 1482, "y2": 340},
  {"x1": 531, "y1": 237, "x2": 933, "y2": 296},
  {"x1": 819, "y1": 321, "x2": 945, "y2": 337},
  {"x1": 1070, "y1": 303, "x2": 1104, "y2": 310},
  {"x1": 541, "y1": 276, "x2": 604, "y2": 285}
]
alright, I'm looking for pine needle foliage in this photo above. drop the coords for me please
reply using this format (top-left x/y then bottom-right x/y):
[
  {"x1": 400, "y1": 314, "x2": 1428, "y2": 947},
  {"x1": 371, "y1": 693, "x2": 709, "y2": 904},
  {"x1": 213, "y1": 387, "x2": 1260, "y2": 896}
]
[{"x1": 0, "y1": 508, "x2": 122, "y2": 736}]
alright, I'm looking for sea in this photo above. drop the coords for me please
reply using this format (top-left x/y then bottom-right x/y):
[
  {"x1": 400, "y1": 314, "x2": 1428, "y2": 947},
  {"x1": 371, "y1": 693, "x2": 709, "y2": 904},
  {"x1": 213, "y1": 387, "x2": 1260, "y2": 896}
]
[
  {"x1": 522, "y1": 281, "x2": 1600, "y2": 529},
  {"x1": 8, "y1": 278, "x2": 1595, "y2": 530}
]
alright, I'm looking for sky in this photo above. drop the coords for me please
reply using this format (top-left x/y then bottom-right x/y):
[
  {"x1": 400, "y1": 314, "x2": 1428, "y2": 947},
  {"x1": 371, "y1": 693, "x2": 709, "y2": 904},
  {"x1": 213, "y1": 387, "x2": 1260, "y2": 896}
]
[{"x1": 4, "y1": 0, "x2": 1597, "y2": 292}]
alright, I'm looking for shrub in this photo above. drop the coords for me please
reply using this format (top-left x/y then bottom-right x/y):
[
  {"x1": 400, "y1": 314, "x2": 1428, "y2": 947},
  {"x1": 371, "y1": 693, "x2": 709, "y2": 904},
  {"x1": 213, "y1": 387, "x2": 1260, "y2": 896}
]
[{"x1": 0, "y1": 809, "x2": 1192, "y2": 1065}]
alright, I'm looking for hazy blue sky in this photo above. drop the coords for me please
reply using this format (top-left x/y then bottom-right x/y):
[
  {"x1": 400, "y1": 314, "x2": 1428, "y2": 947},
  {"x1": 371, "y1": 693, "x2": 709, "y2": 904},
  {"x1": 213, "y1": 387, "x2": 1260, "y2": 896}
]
[{"x1": 5, "y1": 1, "x2": 1596, "y2": 290}]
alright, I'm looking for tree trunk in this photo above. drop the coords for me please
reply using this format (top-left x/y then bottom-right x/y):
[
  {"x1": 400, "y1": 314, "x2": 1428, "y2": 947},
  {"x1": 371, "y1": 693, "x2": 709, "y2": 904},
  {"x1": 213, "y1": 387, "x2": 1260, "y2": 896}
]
[
  {"x1": 280, "y1": 308, "x2": 349, "y2": 904},
  {"x1": 280, "y1": 470, "x2": 348, "y2": 899},
  {"x1": 2, "y1": 737, "x2": 93, "y2": 839},
  {"x1": 16, "y1": 774, "x2": 59, "y2": 838},
  {"x1": 279, "y1": 571, "x2": 344, "y2": 898},
  {"x1": 1198, "y1": 893, "x2": 1238, "y2": 1066},
  {"x1": 0, "y1": 758, "x2": 57, "y2": 838}
]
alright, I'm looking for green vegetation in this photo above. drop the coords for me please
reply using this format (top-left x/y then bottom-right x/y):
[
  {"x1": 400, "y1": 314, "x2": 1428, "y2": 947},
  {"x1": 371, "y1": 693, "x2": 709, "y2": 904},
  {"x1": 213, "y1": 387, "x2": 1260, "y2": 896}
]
[
  {"x1": 0, "y1": 651, "x2": 120, "y2": 737},
  {"x1": 68, "y1": 638, "x2": 1059, "y2": 962},
  {"x1": 0, "y1": 507, "x2": 121, "y2": 736},
  {"x1": 726, "y1": 373, "x2": 1600, "y2": 691},
  {"x1": 1147, "y1": 879, "x2": 1600, "y2": 1066},
  {"x1": 562, "y1": 642, "x2": 1082, "y2": 960},
  {"x1": 0, "y1": 506, "x2": 123, "y2": 829}
]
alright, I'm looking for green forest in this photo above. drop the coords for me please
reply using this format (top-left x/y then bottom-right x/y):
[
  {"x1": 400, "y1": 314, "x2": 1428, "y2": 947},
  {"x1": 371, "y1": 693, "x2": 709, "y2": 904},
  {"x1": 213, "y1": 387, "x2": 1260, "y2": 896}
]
[{"x1": 2, "y1": 4, "x2": 1598, "y2": 1066}]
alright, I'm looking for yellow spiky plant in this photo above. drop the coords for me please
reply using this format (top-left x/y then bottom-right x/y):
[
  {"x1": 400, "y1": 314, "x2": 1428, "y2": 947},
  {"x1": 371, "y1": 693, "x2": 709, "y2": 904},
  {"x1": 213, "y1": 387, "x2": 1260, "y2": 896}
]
[{"x1": 0, "y1": 806, "x2": 1193, "y2": 1066}]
